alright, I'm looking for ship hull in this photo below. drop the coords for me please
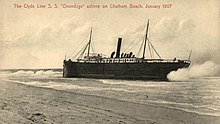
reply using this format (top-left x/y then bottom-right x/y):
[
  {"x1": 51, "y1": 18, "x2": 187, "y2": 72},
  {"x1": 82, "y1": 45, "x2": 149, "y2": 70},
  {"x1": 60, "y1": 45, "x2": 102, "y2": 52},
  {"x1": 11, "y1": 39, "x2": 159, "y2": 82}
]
[{"x1": 63, "y1": 61, "x2": 190, "y2": 80}]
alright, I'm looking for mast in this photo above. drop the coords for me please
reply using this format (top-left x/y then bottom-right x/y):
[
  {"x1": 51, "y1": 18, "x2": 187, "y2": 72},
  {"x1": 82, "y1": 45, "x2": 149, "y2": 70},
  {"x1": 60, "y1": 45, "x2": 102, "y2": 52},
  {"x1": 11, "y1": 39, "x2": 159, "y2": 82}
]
[
  {"x1": 87, "y1": 28, "x2": 92, "y2": 58},
  {"x1": 188, "y1": 50, "x2": 192, "y2": 61},
  {"x1": 142, "y1": 19, "x2": 149, "y2": 59}
]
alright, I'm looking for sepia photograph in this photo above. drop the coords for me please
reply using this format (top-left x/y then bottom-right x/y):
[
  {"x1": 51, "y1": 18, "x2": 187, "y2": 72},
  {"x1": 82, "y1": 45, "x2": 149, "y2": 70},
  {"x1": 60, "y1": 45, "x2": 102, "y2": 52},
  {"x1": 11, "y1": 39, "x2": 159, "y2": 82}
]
[{"x1": 0, "y1": 0, "x2": 220, "y2": 123}]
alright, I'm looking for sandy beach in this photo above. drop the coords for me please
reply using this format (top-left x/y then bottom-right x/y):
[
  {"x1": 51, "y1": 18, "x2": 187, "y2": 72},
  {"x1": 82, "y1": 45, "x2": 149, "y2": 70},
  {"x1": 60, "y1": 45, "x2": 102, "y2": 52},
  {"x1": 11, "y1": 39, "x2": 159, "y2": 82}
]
[{"x1": 0, "y1": 79, "x2": 220, "y2": 124}]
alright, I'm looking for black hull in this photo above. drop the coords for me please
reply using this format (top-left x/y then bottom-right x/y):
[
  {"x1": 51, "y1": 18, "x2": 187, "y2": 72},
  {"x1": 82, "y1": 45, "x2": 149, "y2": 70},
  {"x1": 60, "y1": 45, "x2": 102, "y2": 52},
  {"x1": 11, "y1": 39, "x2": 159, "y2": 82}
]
[{"x1": 63, "y1": 61, "x2": 190, "y2": 80}]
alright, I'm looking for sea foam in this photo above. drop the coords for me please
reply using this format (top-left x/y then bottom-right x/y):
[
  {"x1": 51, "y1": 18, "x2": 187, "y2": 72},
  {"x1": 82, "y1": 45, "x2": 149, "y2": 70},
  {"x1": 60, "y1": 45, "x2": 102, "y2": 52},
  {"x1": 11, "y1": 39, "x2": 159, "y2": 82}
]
[
  {"x1": 167, "y1": 61, "x2": 220, "y2": 81},
  {"x1": 2, "y1": 70, "x2": 62, "y2": 78}
]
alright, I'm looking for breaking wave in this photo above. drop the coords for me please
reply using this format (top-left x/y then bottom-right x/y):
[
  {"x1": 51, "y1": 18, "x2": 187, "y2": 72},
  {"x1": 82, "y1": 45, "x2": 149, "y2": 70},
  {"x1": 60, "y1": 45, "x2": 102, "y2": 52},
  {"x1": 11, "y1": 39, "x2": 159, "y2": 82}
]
[
  {"x1": 132, "y1": 99, "x2": 220, "y2": 117},
  {"x1": 3, "y1": 79, "x2": 137, "y2": 93},
  {"x1": 0, "y1": 70, "x2": 62, "y2": 78},
  {"x1": 167, "y1": 61, "x2": 220, "y2": 81},
  {"x1": 101, "y1": 79, "x2": 168, "y2": 88}
]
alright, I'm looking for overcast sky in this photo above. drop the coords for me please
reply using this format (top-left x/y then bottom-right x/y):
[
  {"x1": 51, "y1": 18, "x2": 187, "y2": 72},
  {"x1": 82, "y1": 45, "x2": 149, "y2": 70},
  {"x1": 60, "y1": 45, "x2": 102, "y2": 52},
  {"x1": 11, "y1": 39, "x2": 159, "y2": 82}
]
[{"x1": 0, "y1": 0, "x2": 219, "y2": 69}]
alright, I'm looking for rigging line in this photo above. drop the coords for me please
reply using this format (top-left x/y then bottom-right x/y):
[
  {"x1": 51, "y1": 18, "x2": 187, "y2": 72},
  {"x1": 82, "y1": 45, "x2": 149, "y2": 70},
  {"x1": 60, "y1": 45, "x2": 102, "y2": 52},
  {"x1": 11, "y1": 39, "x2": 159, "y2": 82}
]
[
  {"x1": 148, "y1": 38, "x2": 161, "y2": 58},
  {"x1": 78, "y1": 44, "x2": 89, "y2": 59},
  {"x1": 148, "y1": 39, "x2": 152, "y2": 58},
  {"x1": 91, "y1": 42, "x2": 95, "y2": 54},
  {"x1": 107, "y1": 47, "x2": 115, "y2": 56},
  {"x1": 124, "y1": 26, "x2": 146, "y2": 52},
  {"x1": 148, "y1": 27, "x2": 155, "y2": 58},
  {"x1": 106, "y1": 39, "x2": 118, "y2": 56},
  {"x1": 121, "y1": 39, "x2": 126, "y2": 52},
  {"x1": 66, "y1": 33, "x2": 89, "y2": 59},
  {"x1": 149, "y1": 40, "x2": 160, "y2": 58},
  {"x1": 72, "y1": 43, "x2": 88, "y2": 59},
  {"x1": 66, "y1": 32, "x2": 89, "y2": 57},
  {"x1": 151, "y1": 41, "x2": 154, "y2": 58},
  {"x1": 152, "y1": 47, "x2": 154, "y2": 58},
  {"x1": 73, "y1": 44, "x2": 87, "y2": 59},
  {"x1": 78, "y1": 43, "x2": 89, "y2": 59},
  {"x1": 126, "y1": 36, "x2": 144, "y2": 53},
  {"x1": 147, "y1": 28, "x2": 159, "y2": 58},
  {"x1": 137, "y1": 37, "x2": 145, "y2": 57},
  {"x1": 64, "y1": 38, "x2": 76, "y2": 56},
  {"x1": 90, "y1": 37, "x2": 95, "y2": 53},
  {"x1": 147, "y1": 26, "x2": 152, "y2": 58},
  {"x1": 124, "y1": 34, "x2": 141, "y2": 52}
]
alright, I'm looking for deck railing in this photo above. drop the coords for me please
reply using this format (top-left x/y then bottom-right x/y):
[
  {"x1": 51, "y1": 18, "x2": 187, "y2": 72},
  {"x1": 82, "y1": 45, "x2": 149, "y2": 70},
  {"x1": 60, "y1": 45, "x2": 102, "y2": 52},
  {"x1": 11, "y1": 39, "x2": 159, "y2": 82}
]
[{"x1": 73, "y1": 57, "x2": 191, "y2": 64}]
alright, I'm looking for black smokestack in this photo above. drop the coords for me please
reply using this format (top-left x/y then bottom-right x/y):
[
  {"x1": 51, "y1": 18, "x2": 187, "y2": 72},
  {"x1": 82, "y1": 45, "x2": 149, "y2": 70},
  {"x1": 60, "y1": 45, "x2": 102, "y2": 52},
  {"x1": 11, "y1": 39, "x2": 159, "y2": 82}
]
[{"x1": 116, "y1": 38, "x2": 122, "y2": 58}]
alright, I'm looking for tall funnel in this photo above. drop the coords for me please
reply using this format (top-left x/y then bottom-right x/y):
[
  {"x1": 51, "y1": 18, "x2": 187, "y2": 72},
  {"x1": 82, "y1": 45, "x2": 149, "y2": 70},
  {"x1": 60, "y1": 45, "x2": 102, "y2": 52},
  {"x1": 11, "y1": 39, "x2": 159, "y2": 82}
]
[{"x1": 116, "y1": 38, "x2": 122, "y2": 58}]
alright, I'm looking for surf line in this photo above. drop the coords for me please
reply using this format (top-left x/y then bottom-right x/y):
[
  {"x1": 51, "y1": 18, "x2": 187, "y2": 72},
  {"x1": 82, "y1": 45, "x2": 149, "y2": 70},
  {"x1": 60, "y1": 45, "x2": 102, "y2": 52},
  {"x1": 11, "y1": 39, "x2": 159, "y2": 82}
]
[{"x1": 3, "y1": 79, "x2": 28, "y2": 84}]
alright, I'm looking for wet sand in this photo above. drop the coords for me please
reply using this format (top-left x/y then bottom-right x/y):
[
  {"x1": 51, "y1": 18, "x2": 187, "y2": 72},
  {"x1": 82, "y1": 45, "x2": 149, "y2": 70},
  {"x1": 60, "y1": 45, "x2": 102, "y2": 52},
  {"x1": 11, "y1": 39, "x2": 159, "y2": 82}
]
[{"x1": 0, "y1": 79, "x2": 220, "y2": 124}]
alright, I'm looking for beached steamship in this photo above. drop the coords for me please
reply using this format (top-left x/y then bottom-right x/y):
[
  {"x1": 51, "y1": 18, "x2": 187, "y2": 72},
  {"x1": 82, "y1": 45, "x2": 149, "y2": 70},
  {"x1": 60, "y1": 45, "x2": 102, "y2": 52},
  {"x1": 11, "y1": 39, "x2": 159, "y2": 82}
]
[{"x1": 63, "y1": 20, "x2": 191, "y2": 80}]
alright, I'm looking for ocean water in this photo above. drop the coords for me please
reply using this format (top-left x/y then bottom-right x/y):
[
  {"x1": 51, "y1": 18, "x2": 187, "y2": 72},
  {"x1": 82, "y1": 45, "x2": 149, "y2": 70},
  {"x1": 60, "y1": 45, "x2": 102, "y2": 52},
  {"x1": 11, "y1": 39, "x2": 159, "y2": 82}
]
[{"x1": 0, "y1": 69, "x2": 220, "y2": 117}]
